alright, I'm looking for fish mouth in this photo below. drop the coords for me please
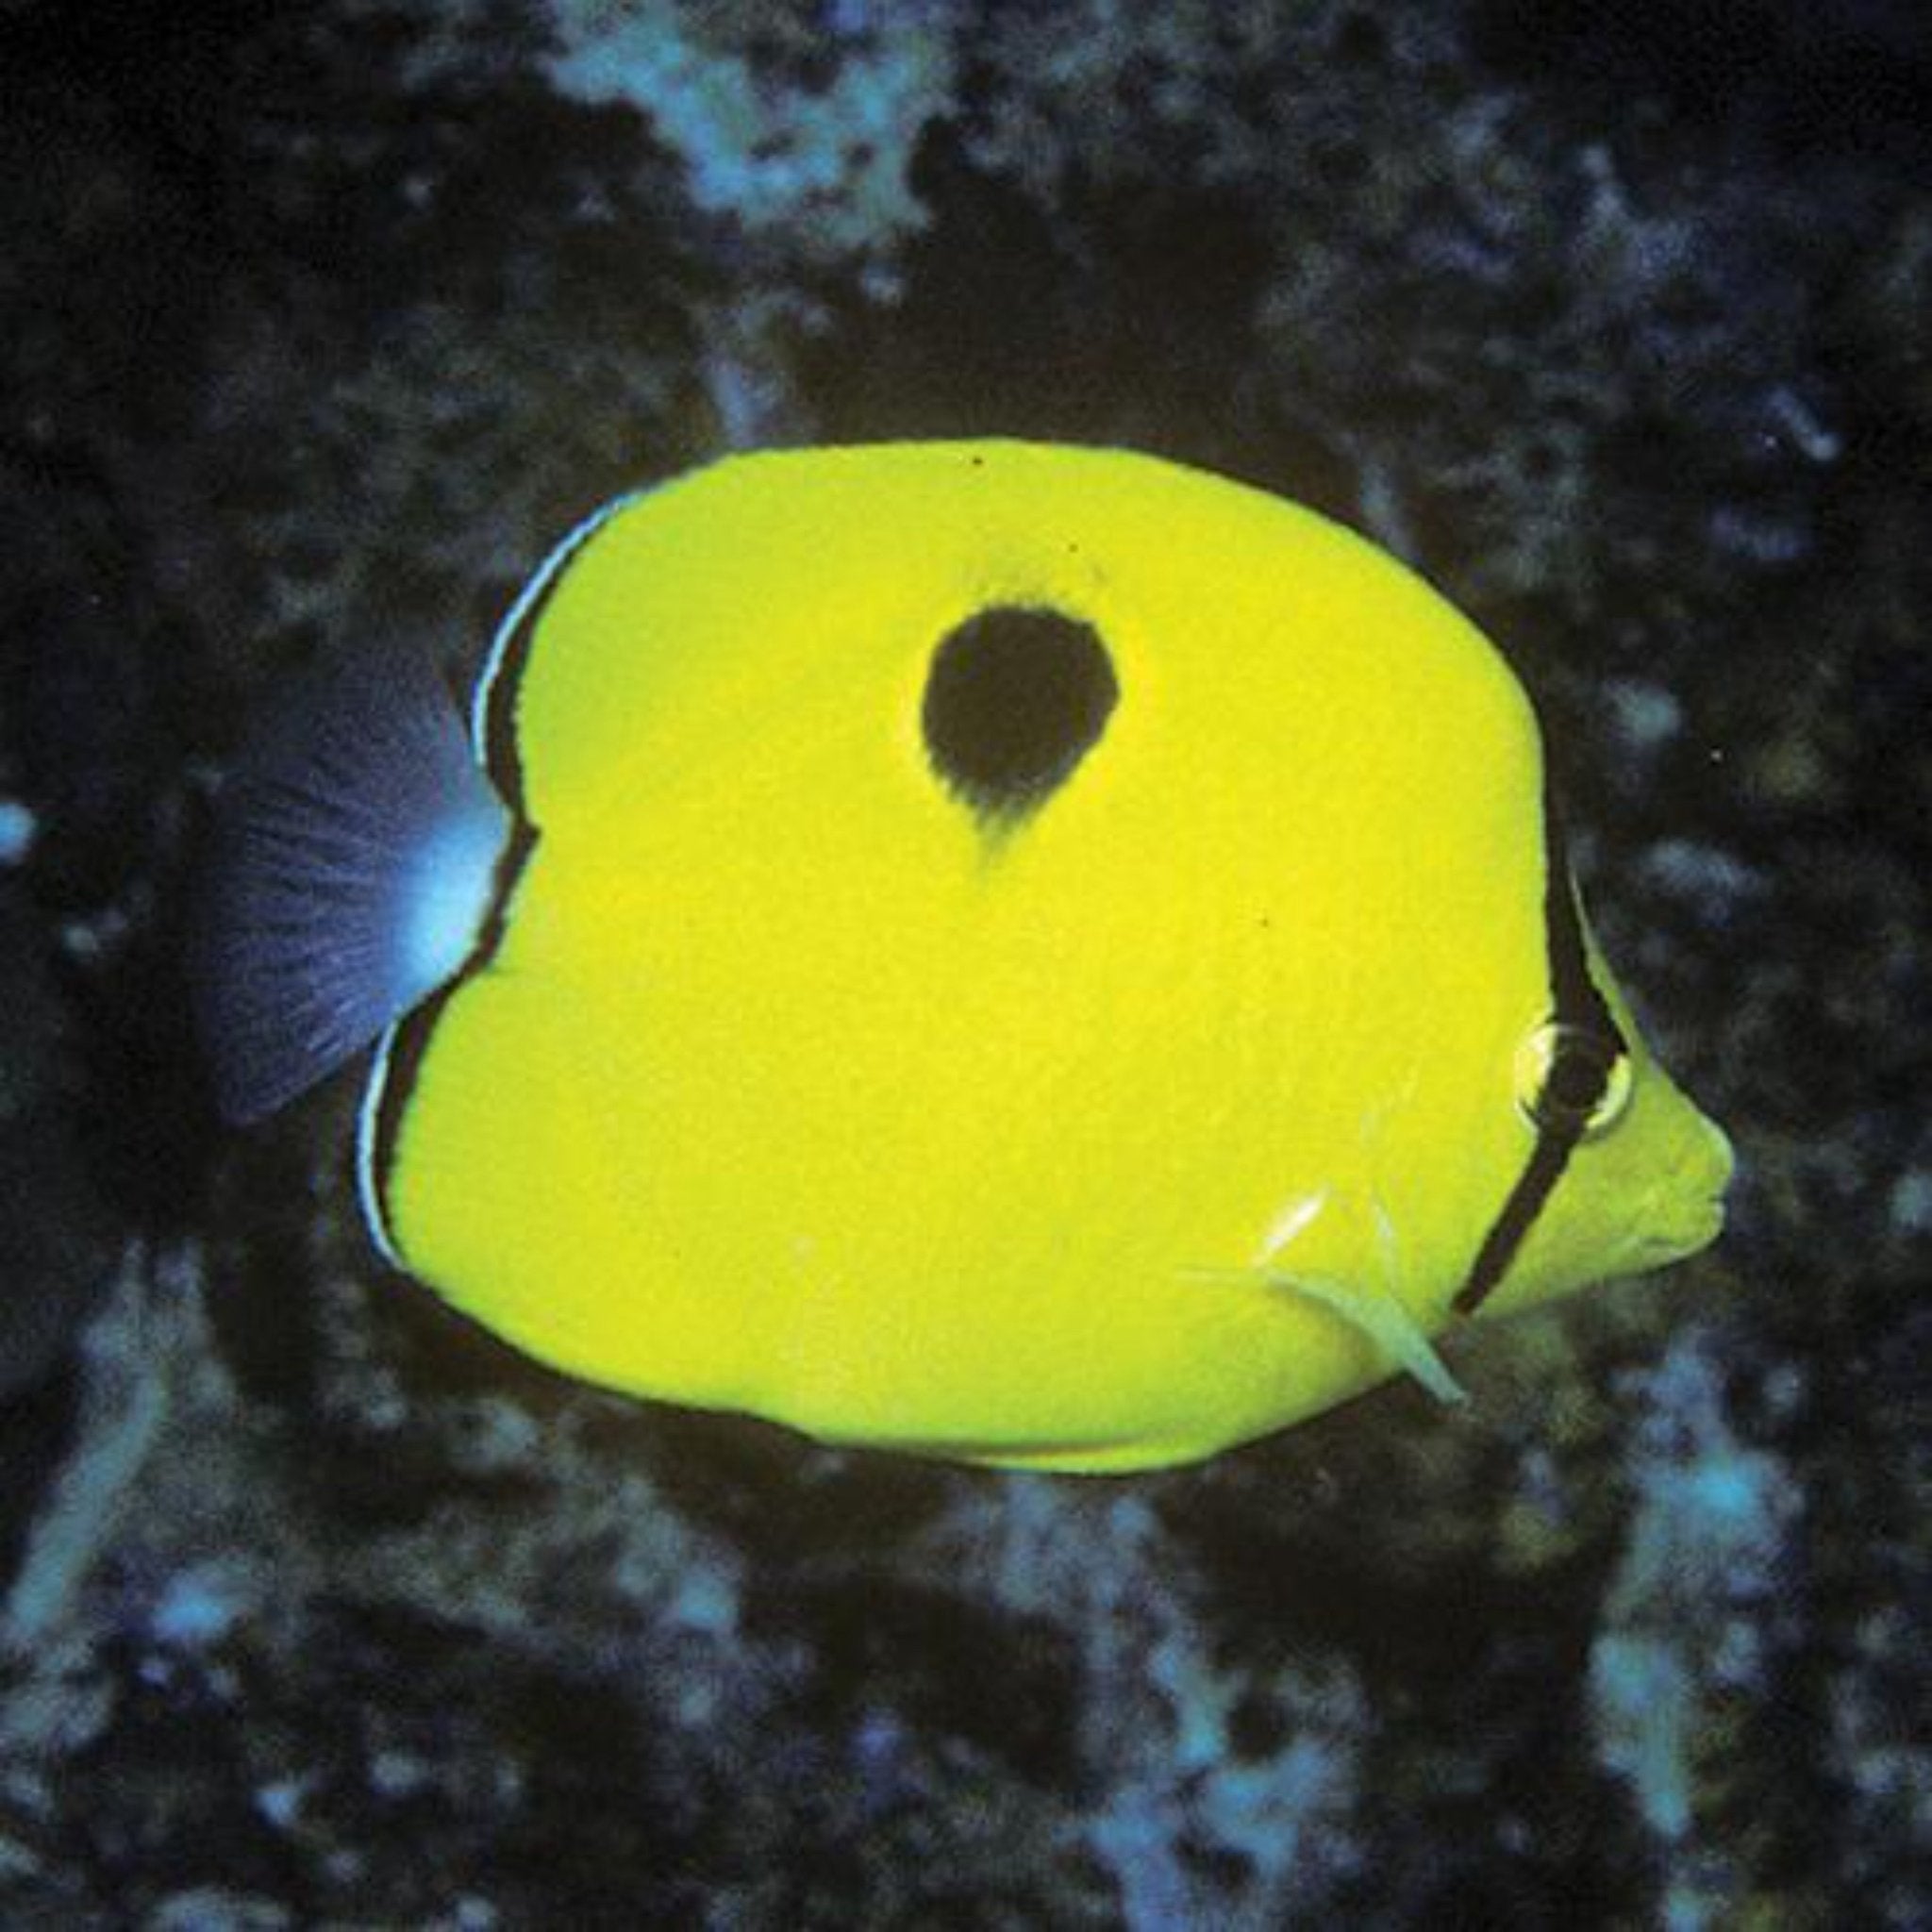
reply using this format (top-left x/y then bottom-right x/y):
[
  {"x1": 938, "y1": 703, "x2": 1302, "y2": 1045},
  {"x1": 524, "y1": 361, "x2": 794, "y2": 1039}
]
[
  {"x1": 1631, "y1": 1191, "x2": 1727, "y2": 1266},
  {"x1": 1631, "y1": 1113, "x2": 1735, "y2": 1265}
]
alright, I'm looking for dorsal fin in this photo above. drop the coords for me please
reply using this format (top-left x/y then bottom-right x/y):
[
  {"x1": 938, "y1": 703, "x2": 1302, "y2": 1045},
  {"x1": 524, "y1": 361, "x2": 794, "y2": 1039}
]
[{"x1": 195, "y1": 645, "x2": 511, "y2": 1124}]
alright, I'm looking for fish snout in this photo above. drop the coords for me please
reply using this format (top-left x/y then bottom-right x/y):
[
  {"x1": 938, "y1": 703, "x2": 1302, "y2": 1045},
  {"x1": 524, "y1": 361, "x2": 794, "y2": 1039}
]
[{"x1": 1631, "y1": 1110, "x2": 1735, "y2": 1266}]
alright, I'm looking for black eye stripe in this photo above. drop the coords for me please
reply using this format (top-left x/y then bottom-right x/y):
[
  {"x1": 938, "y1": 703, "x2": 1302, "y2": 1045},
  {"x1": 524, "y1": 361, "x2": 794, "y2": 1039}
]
[
  {"x1": 1454, "y1": 752, "x2": 1626, "y2": 1318},
  {"x1": 1454, "y1": 1131, "x2": 1574, "y2": 1316},
  {"x1": 1531, "y1": 1024, "x2": 1623, "y2": 1128},
  {"x1": 1545, "y1": 1041, "x2": 1610, "y2": 1108}
]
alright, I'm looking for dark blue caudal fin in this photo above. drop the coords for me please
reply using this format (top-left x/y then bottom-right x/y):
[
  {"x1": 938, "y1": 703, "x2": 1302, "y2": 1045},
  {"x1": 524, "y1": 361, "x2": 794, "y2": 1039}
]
[{"x1": 195, "y1": 644, "x2": 513, "y2": 1124}]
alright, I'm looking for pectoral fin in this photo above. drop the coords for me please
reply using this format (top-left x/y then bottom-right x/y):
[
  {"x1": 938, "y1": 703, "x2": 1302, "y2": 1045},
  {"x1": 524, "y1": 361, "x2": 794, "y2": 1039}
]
[{"x1": 1284, "y1": 1275, "x2": 1468, "y2": 1406}]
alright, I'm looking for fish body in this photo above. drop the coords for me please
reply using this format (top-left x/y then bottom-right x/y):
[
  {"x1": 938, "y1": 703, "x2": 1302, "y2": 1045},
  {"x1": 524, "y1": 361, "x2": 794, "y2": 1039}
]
[{"x1": 200, "y1": 441, "x2": 1731, "y2": 1471}]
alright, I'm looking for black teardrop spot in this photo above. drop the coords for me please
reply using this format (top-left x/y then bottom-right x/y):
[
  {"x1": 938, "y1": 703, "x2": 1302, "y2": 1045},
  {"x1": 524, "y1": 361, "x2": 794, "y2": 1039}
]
[{"x1": 922, "y1": 606, "x2": 1118, "y2": 817}]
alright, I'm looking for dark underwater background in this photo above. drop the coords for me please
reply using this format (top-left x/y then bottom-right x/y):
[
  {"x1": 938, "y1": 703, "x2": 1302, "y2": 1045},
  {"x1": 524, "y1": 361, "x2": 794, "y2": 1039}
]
[{"x1": 2, "y1": 3, "x2": 1928, "y2": 1925}]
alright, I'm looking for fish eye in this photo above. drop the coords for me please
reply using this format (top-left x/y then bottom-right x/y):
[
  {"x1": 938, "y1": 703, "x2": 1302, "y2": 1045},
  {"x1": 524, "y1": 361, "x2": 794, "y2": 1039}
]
[
  {"x1": 1513, "y1": 1022, "x2": 1633, "y2": 1138},
  {"x1": 922, "y1": 605, "x2": 1118, "y2": 815}
]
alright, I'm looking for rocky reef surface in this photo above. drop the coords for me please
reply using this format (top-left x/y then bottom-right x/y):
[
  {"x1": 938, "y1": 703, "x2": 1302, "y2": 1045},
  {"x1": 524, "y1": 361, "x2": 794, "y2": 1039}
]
[{"x1": 1, "y1": 3, "x2": 1926, "y2": 1924}]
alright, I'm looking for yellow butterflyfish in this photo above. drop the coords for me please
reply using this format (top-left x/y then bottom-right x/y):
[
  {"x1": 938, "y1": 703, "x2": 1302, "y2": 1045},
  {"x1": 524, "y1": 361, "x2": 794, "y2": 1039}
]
[{"x1": 198, "y1": 441, "x2": 1732, "y2": 1471}]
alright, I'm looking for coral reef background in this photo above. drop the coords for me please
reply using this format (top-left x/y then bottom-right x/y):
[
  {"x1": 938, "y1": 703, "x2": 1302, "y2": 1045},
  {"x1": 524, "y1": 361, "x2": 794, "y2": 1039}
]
[{"x1": 2, "y1": 3, "x2": 1927, "y2": 1924}]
